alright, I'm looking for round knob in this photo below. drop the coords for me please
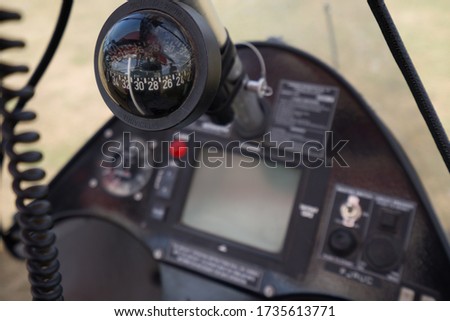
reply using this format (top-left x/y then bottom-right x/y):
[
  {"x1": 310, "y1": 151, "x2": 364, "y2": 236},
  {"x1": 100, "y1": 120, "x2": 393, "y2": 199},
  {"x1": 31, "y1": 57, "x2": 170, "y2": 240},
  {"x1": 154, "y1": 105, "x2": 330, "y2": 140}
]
[
  {"x1": 364, "y1": 236, "x2": 401, "y2": 272},
  {"x1": 328, "y1": 228, "x2": 357, "y2": 257}
]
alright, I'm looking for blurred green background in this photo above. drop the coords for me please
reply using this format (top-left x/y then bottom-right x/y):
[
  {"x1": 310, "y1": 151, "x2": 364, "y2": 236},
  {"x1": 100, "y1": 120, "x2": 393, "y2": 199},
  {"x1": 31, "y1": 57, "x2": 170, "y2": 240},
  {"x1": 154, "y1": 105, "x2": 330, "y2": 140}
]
[{"x1": 1, "y1": 1, "x2": 449, "y2": 234}]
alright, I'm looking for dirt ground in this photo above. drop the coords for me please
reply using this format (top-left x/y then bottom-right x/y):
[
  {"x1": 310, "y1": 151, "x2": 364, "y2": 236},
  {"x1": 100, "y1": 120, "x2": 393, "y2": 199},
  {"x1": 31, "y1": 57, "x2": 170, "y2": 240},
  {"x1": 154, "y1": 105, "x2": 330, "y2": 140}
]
[{"x1": 1, "y1": 0, "x2": 449, "y2": 299}]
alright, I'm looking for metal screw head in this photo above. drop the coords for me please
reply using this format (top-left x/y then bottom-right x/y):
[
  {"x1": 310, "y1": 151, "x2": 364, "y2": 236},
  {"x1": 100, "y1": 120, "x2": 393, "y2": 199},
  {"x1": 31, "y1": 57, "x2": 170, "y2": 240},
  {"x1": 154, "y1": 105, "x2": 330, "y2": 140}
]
[
  {"x1": 88, "y1": 178, "x2": 98, "y2": 189},
  {"x1": 134, "y1": 192, "x2": 143, "y2": 201},
  {"x1": 263, "y1": 285, "x2": 276, "y2": 298},
  {"x1": 153, "y1": 249, "x2": 163, "y2": 260},
  {"x1": 104, "y1": 128, "x2": 114, "y2": 139}
]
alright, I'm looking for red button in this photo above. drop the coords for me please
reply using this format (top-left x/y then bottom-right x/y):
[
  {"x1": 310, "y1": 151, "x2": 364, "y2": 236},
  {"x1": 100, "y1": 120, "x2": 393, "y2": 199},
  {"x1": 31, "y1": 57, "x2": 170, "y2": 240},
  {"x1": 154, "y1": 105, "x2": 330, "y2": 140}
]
[{"x1": 169, "y1": 140, "x2": 188, "y2": 159}]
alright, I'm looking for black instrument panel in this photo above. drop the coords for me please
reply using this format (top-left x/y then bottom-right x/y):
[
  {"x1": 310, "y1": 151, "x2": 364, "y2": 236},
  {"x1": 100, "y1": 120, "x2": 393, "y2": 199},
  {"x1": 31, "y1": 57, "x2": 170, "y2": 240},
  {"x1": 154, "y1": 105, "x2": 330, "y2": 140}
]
[{"x1": 40, "y1": 42, "x2": 450, "y2": 300}]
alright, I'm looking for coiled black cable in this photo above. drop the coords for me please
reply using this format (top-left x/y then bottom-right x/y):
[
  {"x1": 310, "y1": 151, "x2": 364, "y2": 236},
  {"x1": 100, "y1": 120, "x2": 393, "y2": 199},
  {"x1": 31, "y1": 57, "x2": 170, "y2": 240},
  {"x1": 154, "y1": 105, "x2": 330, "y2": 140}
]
[{"x1": 0, "y1": 1, "x2": 73, "y2": 300}]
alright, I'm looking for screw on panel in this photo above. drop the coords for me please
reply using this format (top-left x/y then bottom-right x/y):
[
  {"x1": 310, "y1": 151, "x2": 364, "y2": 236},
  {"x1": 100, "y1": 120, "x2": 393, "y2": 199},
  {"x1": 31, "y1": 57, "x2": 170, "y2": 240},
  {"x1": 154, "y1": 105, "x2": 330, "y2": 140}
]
[
  {"x1": 104, "y1": 128, "x2": 114, "y2": 139},
  {"x1": 134, "y1": 192, "x2": 143, "y2": 201},
  {"x1": 263, "y1": 285, "x2": 276, "y2": 298},
  {"x1": 88, "y1": 178, "x2": 98, "y2": 189},
  {"x1": 153, "y1": 249, "x2": 163, "y2": 260}
]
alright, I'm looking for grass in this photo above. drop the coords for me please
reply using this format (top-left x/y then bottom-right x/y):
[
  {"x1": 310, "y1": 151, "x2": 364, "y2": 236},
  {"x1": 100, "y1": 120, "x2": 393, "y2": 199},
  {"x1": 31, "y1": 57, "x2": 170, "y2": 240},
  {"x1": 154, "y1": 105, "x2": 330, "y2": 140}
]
[{"x1": 1, "y1": 0, "x2": 449, "y2": 236}]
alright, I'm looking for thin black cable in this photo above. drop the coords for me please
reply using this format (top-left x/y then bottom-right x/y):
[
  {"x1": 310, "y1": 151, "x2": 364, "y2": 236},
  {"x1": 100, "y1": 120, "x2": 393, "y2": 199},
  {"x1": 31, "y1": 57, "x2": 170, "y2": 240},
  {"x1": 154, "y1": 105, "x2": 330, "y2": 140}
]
[
  {"x1": 15, "y1": 0, "x2": 73, "y2": 112},
  {"x1": 367, "y1": 0, "x2": 450, "y2": 172}
]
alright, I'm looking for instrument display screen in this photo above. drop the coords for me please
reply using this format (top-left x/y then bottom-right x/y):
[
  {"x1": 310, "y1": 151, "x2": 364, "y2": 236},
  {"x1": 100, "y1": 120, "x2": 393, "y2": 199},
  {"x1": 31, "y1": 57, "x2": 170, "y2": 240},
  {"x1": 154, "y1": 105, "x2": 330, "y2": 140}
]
[{"x1": 181, "y1": 152, "x2": 301, "y2": 253}]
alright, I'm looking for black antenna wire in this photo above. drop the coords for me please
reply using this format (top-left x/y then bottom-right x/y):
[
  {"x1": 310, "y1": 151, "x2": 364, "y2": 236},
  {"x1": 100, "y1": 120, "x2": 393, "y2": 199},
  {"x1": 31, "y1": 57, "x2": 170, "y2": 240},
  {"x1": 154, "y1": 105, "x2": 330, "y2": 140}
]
[{"x1": 367, "y1": 0, "x2": 450, "y2": 172}]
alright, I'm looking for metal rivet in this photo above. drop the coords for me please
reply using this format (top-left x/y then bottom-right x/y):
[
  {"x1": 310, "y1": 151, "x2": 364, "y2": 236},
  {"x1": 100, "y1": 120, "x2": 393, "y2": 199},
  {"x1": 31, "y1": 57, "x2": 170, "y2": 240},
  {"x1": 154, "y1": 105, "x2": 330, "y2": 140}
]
[
  {"x1": 263, "y1": 285, "x2": 276, "y2": 298},
  {"x1": 88, "y1": 178, "x2": 98, "y2": 189},
  {"x1": 153, "y1": 249, "x2": 163, "y2": 260},
  {"x1": 104, "y1": 129, "x2": 113, "y2": 139}
]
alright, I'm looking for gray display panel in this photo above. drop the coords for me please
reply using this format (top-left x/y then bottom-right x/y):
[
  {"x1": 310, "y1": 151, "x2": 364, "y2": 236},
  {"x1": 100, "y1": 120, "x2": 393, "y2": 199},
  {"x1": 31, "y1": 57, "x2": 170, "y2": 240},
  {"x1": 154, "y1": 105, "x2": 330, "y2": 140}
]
[{"x1": 182, "y1": 153, "x2": 301, "y2": 253}]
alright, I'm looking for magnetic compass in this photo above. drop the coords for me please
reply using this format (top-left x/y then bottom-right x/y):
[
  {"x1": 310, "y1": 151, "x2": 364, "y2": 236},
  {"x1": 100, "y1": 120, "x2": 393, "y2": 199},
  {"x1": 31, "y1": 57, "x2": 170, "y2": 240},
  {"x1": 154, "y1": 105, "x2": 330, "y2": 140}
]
[{"x1": 95, "y1": 0, "x2": 221, "y2": 131}]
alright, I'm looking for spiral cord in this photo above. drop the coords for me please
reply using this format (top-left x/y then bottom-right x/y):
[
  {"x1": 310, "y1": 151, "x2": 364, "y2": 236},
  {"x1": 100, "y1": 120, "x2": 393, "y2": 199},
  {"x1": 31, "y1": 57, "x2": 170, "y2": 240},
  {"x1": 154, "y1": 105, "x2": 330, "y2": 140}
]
[
  {"x1": 0, "y1": 3, "x2": 73, "y2": 300},
  {"x1": 1, "y1": 106, "x2": 63, "y2": 301}
]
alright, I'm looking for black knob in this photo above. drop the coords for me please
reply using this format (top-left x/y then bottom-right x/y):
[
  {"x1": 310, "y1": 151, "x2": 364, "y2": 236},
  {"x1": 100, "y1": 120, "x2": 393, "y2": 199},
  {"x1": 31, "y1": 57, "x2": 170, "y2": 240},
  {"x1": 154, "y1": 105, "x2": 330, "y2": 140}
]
[
  {"x1": 364, "y1": 236, "x2": 401, "y2": 272},
  {"x1": 328, "y1": 228, "x2": 357, "y2": 257}
]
